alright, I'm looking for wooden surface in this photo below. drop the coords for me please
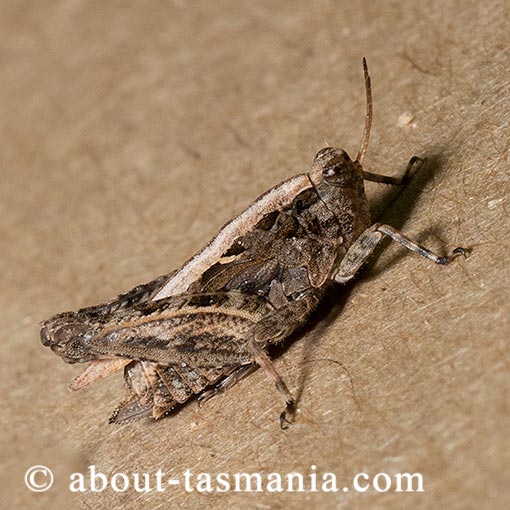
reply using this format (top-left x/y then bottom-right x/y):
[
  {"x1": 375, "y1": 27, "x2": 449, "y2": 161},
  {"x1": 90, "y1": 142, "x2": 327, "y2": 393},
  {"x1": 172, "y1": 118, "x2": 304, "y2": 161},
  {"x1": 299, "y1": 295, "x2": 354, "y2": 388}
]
[{"x1": 1, "y1": 1, "x2": 508, "y2": 509}]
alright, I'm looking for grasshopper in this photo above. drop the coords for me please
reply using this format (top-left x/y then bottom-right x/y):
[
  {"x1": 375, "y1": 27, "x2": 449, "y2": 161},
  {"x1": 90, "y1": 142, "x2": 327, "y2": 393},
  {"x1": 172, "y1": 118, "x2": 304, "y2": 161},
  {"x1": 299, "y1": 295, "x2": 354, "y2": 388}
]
[{"x1": 40, "y1": 59, "x2": 466, "y2": 425}]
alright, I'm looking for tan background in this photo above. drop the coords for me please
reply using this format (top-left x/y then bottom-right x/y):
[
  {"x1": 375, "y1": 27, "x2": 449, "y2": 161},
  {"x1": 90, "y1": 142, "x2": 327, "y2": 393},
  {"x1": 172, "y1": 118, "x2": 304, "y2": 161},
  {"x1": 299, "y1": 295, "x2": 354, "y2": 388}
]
[{"x1": 1, "y1": 1, "x2": 508, "y2": 509}]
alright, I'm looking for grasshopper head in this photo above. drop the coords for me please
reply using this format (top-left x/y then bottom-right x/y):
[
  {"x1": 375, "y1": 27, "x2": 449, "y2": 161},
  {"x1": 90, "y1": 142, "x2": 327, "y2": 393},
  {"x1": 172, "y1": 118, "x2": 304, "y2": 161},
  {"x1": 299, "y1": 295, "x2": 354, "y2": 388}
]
[
  {"x1": 309, "y1": 147, "x2": 363, "y2": 189},
  {"x1": 40, "y1": 312, "x2": 97, "y2": 363},
  {"x1": 307, "y1": 146, "x2": 371, "y2": 245}
]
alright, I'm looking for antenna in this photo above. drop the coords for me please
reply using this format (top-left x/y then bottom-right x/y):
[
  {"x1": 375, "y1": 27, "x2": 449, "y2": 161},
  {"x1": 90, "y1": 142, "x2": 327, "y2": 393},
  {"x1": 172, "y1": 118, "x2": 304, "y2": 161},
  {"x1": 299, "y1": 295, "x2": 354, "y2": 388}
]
[{"x1": 355, "y1": 57, "x2": 372, "y2": 165}]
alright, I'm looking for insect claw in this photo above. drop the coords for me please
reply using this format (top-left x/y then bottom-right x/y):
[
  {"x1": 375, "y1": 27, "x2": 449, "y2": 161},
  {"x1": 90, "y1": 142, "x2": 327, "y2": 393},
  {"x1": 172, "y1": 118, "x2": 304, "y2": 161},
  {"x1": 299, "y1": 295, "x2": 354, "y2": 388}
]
[
  {"x1": 279, "y1": 411, "x2": 293, "y2": 430},
  {"x1": 401, "y1": 156, "x2": 425, "y2": 184},
  {"x1": 453, "y1": 247, "x2": 469, "y2": 257},
  {"x1": 279, "y1": 400, "x2": 296, "y2": 430},
  {"x1": 437, "y1": 246, "x2": 469, "y2": 265}
]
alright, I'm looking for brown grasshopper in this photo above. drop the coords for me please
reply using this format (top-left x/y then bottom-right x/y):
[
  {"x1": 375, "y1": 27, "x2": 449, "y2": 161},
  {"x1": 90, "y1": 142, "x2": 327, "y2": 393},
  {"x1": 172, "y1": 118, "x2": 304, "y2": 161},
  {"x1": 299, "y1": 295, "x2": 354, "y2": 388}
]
[{"x1": 40, "y1": 59, "x2": 466, "y2": 425}]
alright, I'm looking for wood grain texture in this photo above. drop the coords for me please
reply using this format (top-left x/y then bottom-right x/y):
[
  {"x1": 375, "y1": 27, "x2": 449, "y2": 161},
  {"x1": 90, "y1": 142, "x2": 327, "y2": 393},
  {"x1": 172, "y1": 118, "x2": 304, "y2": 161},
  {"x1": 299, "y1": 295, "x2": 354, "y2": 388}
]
[{"x1": 1, "y1": 1, "x2": 508, "y2": 509}]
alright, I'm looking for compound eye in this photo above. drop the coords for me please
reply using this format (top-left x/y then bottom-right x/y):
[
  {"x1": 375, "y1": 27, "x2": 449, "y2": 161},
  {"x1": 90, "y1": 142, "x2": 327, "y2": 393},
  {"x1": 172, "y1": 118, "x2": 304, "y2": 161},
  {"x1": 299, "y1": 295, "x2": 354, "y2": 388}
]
[
  {"x1": 314, "y1": 147, "x2": 337, "y2": 161},
  {"x1": 323, "y1": 161, "x2": 347, "y2": 177},
  {"x1": 322, "y1": 160, "x2": 352, "y2": 185}
]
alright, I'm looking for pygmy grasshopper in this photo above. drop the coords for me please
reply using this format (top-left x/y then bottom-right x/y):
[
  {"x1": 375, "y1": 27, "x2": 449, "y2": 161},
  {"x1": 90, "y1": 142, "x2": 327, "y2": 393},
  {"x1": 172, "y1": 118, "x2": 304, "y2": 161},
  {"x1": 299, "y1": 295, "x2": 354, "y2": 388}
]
[{"x1": 40, "y1": 59, "x2": 466, "y2": 425}]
